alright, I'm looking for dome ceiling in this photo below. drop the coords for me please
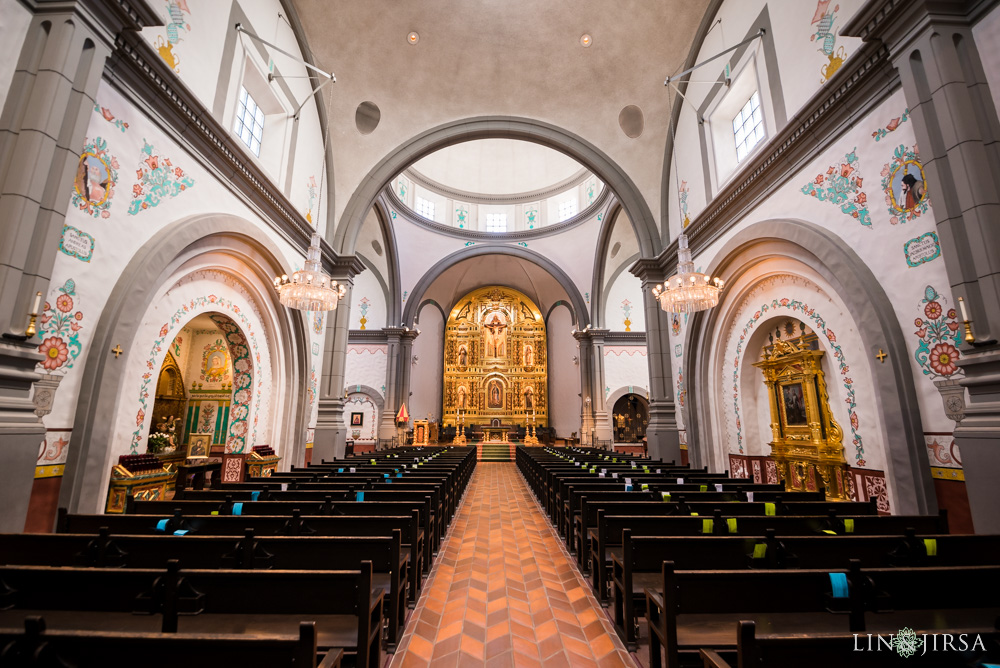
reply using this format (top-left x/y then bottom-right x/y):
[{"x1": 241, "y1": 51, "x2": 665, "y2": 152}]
[{"x1": 288, "y1": 0, "x2": 713, "y2": 233}]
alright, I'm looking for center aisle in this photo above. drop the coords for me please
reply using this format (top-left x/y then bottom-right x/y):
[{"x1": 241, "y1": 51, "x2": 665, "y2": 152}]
[{"x1": 390, "y1": 462, "x2": 635, "y2": 668}]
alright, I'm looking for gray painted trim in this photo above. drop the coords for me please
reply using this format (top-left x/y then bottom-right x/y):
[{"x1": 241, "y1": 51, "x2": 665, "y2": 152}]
[
  {"x1": 590, "y1": 201, "x2": 624, "y2": 329},
  {"x1": 334, "y1": 117, "x2": 661, "y2": 259},
  {"x1": 682, "y1": 219, "x2": 935, "y2": 515},
  {"x1": 380, "y1": 187, "x2": 613, "y2": 242},
  {"x1": 400, "y1": 244, "x2": 590, "y2": 330},
  {"x1": 605, "y1": 332, "x2": 646, "y2": 344},
  {"x1": 658, "y1": 39, "x2": 899, "y2": 272},
  {"x1": 414, "y1": 298, "x2": 448, "y2": 327},
  {"x1": 403, "y1": 166, "x2": 593, "y2": 205},
  {"x1": 370, "y1": 199, "x2": 405, "y2": 325},
  {"x1": 348, "y1": 330, "x2": 389, "y2": 343},
  {"x1": 59, "y1": 214, "x2": 311, "y2": 515},
  {"x1": 600, "y1": 252, "x2": 641, "y2": 326},
  {"x1": 544, "y1": 300, "x2": 578, "y2": 328},
  {"x1": 346, "y1": 384, "x2": 385, "y2": 412}
]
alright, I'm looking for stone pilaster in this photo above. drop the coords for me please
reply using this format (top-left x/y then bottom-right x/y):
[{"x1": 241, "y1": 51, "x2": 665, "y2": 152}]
[
  {"x1": 314, "y1": 281, "x2": 353, "y2": 463},
  {"x1": 573, "y1": 331, "x2": 595, "y2": 445},
  {"x1": 378, "y1": 327, "x2": 405, "y2": 439}
]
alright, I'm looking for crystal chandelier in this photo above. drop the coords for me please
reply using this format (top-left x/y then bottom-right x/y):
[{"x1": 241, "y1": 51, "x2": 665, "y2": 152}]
[
  {"x1": 274, "y1": 232, "x2": 346, "y2": 311},
  {"x1": 651, "y1": 233, "x2": 723, "y2": 314}
]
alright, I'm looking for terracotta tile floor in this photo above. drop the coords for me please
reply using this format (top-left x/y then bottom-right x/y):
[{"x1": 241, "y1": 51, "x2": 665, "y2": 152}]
[{"x1": 389, "y1": 463, "x2": 635, "y2": 668}]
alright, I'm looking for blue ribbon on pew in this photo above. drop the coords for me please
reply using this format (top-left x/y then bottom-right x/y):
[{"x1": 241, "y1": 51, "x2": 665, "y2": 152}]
[
  {"x1": 251, "y1": 491, "x2": 260, "y2": 501},
  {"x1": 397, "y1": 473, "x2": 402, "y2": 478},
  {"x1": 233, "y1": 502, "x2": 243, "y2": 515},
  {"x1": 384, "y1": 473, "x2": 390, "y2": 478},
  {"x1": 155, "y1": 519, "x2": 169, "y2": 532},
  {"x1": 386, "y1": 479, "x2": 392, "y2": 484},
  {"x1": 338, "y1": 468, "x2": 344, "y2": 473},
  {"x1": 173, "y1": 530, "x2": 189, "y2": 536},
  {"x1": 356, "y1": 491, "x2": 365, "y2": 501},
  {"x1": 829, "y1": 572, "x2": 849, "y2": 599}
]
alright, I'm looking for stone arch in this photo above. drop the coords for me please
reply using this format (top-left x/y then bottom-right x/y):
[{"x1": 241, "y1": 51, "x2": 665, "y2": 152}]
[
  {"x1": 401, "y1": 244, "x2": 590, "y2": 330},
  {"x1": 333, "y1": 117, "x2": 662, "y2": 259},
  {"x1": 682, "y1": 219, "x2": 934, "y2": 515},
  {"x1": 590, "y1": 200, "x2": 624, "y2": 328},
  {"x1": 60, "y1": 214, "x2": 311, "y2": 514}
]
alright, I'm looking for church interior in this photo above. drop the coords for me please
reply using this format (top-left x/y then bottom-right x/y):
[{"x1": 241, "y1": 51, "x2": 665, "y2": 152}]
[{"x1": 1, "y1": 0, "x2": 1000, "y2": 665}]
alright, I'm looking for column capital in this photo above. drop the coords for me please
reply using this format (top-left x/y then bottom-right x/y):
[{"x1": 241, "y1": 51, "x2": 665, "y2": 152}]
[
  {"x1": 629, "y1": 257, "x2": 667, "y2": 286},
  {"x1": 323, "y1": 252, "x2": 367, "y2": 282},
  {"x1": 842, "y1": 0, "x2": 983, "y2": 54}
]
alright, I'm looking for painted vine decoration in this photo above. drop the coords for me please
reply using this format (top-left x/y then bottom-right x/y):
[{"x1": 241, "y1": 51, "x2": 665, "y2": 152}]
[
  {"x1": 37, "y1": 279, "x2": 84, "y2": 374},
  {"x1": 913, "y1": 285, "x2": 962, "y2": 379},
  {"x1": 800, "y1": 148, "x2": 872, "y2": 227}
]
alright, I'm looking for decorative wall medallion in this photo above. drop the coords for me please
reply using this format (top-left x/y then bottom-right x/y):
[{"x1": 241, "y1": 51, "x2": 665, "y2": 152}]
[
  {"x1": 312, "y1": 311, "x2": 324, "y2": 334},
  {"x1": 37, "y1": 279, "x2": 85, "y2": 375},
  {"x1": 127, "y1": 139, "x2": 195, "y2": 215},
  {"x1": 676, "y1": 368, "x2": 685, "y2": 408},
  {"x1": 904, "y1": 232, "x2": 941, "y2": 268},
  {"x1": 913, "y1": 285, "x2": 962, "y2": 380},
  {"x1": 674, "y1": 343, "x2": 682, "y2": 357},
  {"x1": 524, "y1": 205, "x2": 538, "y2": 229},
  {"x1": 155, "y1": 0, "x2": 190, "y2": 72},
  {"x1": 678, "y1": 180, "x2": 690, "y2": 227},
  {"x1": 312, "y1": 342, "x2": 320, "y2": 356},
  {"x1": 671, "y1": 313, "x2": 681, "y2": 336},
  {"x1": 305, "y1": 175, "x2": 318, "y2": 224},
  {"x1": 58, "y1": 225, "x2": 95, "y2": 262},
  {"x1": 800, "y1": 148, "x2": 872, "y2": 227},
  {"x1": 882, "y1": 144, "x2": 930, "y2": 224},
  {"x1": 72, "y1": 137, "x2": 118, "y2": 219},
  {"x1": 872, "y1": 108, "x2": 909, "y2": 142},
  {"x1": 620, "y1": 299, "x2": 632, "y2": 332},
  {"x1": 811, "y1": 0, "x2": 847, "y2": 83}
]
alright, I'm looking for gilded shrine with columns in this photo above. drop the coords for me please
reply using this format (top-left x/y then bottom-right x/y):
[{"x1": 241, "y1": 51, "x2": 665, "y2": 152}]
[{"x1": 443, "y1": 287, "x2": 547, "y2": 430}]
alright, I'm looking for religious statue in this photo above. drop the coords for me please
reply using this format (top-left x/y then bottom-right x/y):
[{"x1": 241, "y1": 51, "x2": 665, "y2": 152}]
[
  {"x1": 483, "y1": 314, "x2": 507, "y2": 357},
  {"x1": 458, "y1": 386, "x2": 467, "y2": 409},
  {"x1": 614, "y1": 412, "x2": 626, "y2": 428},
  {"x1": 488, "y1": 380, "x2": 502, "y2": 408},
  {"x1": 459, "y1": 346, "x2": 468, "y2": 366},
  {"x1": 524, "y1": 388, "x2": 533, "y2": 410},
  {"x1": 524, "y1": 345, "x2": 533, "y2": 366}
]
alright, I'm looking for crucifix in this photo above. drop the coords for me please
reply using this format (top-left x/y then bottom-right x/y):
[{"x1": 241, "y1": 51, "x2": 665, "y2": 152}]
[{"x1": 112, "y1": 344, "x2": 124, "y2": 359}]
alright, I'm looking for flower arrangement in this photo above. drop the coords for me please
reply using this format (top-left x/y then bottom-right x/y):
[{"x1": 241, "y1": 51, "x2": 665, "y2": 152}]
[{"x1": 147, "y1": 432, "x2": 172, "y2": 454}]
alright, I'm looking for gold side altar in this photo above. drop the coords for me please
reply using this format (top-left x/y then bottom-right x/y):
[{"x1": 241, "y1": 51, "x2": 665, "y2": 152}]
[
  {"x1": 443, "y1": 286, "x2": 548, "y2": 431},
  {"x1": 752, "y1": 335, "x2": 851, "y2": 501}
]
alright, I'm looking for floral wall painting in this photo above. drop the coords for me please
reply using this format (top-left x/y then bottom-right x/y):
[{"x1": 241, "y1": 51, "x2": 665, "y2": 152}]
[
  {"x1": 127, "y1": 139, "x2": 195, "y2": 215},
  {"x1": 811, "y1": 0, "x2": 847, "y2": 83},
  {"x1": 800, "y1": 148, "x2": 872, "y2": 227},
  {"x1": 71, "y1": 137, "x2": 118, "y2": 219},
  {"x1": 872, "y1": 108, "x2": 909, "y2": 142},
  {"x1": 37, "y1": 279, "x2": 84, "y2": 375},
  {"x1": 914, "y1": 285, "x2": 962, "y2": 380},
  {"x1": 155, "y1": 0, "x2": 191, "y2": 72},
  {"x1": 58, "y1": 225, "x2": 95, "y2": 263},
  {"x1": 904, "y1": 232, "x2": 941, "y2": 268},
  {"x1": 882, "y1": 144, "x2": 930, "y2": 224}
]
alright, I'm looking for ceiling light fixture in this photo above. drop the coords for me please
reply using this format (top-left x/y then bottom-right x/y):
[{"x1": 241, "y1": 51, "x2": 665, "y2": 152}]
[
  {"x1": 580, "y1": 34, "x2": 592, "y2": 47},
  {"x1": 407, "y1": 31, "x2": 419, "y2": 45}
]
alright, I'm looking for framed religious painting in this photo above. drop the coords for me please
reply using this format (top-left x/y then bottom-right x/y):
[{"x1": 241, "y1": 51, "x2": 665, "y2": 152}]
[
  {"x1": 350, "y1": 412, "x2": 364, "y2": 427},
  {"x1": 186, "y1": 433, "x2": 211, "y2": 458},
  {"x1": 779, "y1": 382, "x2": 808, "y2": 427}
]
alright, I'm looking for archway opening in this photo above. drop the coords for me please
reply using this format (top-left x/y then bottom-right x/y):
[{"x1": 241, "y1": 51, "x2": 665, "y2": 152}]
[{"x1": 611, "y1": 393, "x2": 649, "y2": 444}]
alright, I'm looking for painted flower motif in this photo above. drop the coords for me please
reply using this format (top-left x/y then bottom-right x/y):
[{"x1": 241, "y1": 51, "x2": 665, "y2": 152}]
[
  {"x1": 56, "y1": 294, "x2": 74, "y2": 313},
  {"x1": 924, "y1": 301, "x2": 942, "y2": 320},
  {"x1": 231, "y1": 404, "x2": 248, "y2": 420},
  {"x1": 855, "y1": 177, "x2": 863, "y2": 187},
  {"x1": 38, "y1": 336, "x2": 69, "y2": 370},
  {"x1": 929, "y1": 342, "x2": 959, "y2": 376},
  {"x1": 779, "y1": 298, "x2": 790, "y2": 306},
  {"x1": 174, "y1": 167, "x2": 184, "y2": 178},
  {"x1": 914, "y1": 318, "x2": 923, "y2": 327},
  {"x1": 136, "y1": 409, "x2": 145, "y2": 426},
  {"x1": 886, "y1": 117, "x2": 900, "y2": 132},
  {"x1": 159, "y1": 324, "x2": 169, "y2": 337},
  {"x1": 854, "y1": 192, "x2": 867, "y2": 205},
  {"x1": 234, "y1": 389, "x2": 251, "y2": 404},
  {"x1": 70, "y1": 322, "x2": 81, "y2": 332},
  {"x1": 74, "y1": 311, "x2": 83, "y2": 320},
  {"x1": 144, "y1": 154, "x2": 159, "y2": 170},
  {"x1": 230, "y1": 421, "x2": 248, "y2": 437},
  {"x1": 915, "y1": 327, "x2": 927, "y2": 338},
  {"x1": 826, "y1": 329, "x2": 837, "y2": 343},
  {"x1": 850, "y1": 412, "x2": 859, "y2": 430},
  {"x1": 947, "y1": 321, "x2": 960, "y2": 332},
  {"x1": 101, "y1": 210, "x2": 110, "y2": 219},
  {"x1": 947, "y1": 309, "x2": 957, "y2": 320},
  {"x1": 234, "y1": 358, "x2": 251, "y2": 373},
  {"x1": 132, "y1": 184, "x2": 143, "y2": 197},
  {"x1": 840, "y1": 164, "x2": 854, "y2": 178},
  {"x1": 100, "y1": 107, "x2": 114, "y2": 122},
  {"x1": 814, "y1": 175, "x2": 824, "y2": 185}
]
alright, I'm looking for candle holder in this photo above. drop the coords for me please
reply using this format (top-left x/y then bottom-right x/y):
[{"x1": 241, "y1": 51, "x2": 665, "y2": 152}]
[{"x1": 963, "y1": 320, "x2": 976, "y2": 344}]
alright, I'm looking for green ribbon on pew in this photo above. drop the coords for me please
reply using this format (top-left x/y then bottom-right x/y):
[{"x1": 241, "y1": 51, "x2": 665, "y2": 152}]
[
  {"x1": 727, "y1": 518, "x2": 737, "y2": 534},
  {"x1": 642, "y1": 466, "x2": 649, "y2": 472},
  {"x1": 690, "y1": 512, "x2": 699, "y2": 516},
  {"x1": 613, "y1": 458, "x2": 618, "y2": 463},
  {"x1": 753, "y1": 543, "x2": 767, "y2": 559},
  {"x1": 700, "y1": 484, "x2": 708, "y2": 492},
  {"x1": 370, "y1": 459, "x2": 376, "y2": 464},
  {"x1": 701, "y1": 519, "x2": 714, "y2": 534},
  {"x1": 211, "y1": 511, "x2": 219, "y2": 515},
  {"x1": 764, "y1": 502, "x2": 776, "y2": 516},
  {"x1": 923, "y1": 538, "x2": 937, "y2": 556},
  {"x1": 822, "y1": 530, "x2": 837, "y2": 535},
  {"x1": 844, "y1": 519, "x2": 854, "y2": 533},
  {"x1": 641, "y1": 484, "x2": 649, "y2": 491},
  {"x1": 661, "y1": 492, "x2": 671, "y2": 502}
]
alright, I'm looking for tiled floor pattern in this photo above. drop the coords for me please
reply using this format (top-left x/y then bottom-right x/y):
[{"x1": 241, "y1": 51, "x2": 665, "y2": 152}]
[{"x1": 389, "y1": 462, "x2": 635, "y2": 668}]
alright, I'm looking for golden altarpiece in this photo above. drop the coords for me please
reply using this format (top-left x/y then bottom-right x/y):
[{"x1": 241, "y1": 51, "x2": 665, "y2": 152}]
[
  {"x1": 443, "y1": 286, "x2": 547, "y2": 437},
  {"x1": 752, "y1": 333, "x2": 851, "y2": 501}
]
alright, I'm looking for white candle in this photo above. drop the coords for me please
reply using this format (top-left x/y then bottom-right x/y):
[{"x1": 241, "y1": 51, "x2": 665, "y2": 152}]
[
  {"x1": 958, "y1": 297, "x2": 970, "y2": 322},
  {"x1": 30, "y1": 291, "x2": 41, "y2": 314}
]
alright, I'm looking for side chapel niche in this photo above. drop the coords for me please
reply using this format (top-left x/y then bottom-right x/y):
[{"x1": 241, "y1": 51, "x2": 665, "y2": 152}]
[
  {"x1": 751, "y1": 319, "x2": 851, "y2": 500},
  {"x1": 443, "y1": 286, "x2": 547, "y2": 429}
]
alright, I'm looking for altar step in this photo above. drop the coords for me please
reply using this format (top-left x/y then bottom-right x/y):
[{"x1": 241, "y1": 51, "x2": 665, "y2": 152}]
[{"x1": 478, "y1": 442, "x2": 512, "y2": 462}]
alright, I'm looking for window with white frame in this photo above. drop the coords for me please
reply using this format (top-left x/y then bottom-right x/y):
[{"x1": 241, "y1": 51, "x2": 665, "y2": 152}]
[
  {"x1": 415, "y1": 197, "x2": 435, "y2": 220},
  {"x1": 557, "y1": 199, "x2": 577, "y2": 222},
  {"x1": 485, "y1": 213, "x2": 507, "y2": 232},
  {"x1": 234, "y1": 86, "x2": 264, "y2": 156},
  {"x1": 732, "y1": 91, "x2": 765, "y2": 163}
]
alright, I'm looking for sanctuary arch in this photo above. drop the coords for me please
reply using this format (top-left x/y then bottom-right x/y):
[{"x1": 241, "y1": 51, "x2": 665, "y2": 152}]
[{"x1": 443, "y1": 286, "x2": 547, "y2": 430}]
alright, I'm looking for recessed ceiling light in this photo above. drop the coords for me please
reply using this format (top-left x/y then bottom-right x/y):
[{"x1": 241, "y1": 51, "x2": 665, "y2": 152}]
[
  {"x1": 580, "y1": 34, "x2": 592, "y2": 47},
  {"x1": 407, "y1": 31, "x2": 419, "y2": 45}
]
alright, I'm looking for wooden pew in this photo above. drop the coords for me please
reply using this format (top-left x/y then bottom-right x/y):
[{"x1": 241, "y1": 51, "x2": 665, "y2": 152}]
[
  {"x1": 699, "y1": 619, "x2": 1000, "y2": 668},
  {"x1": 0, "y1": 530, "x2": 410, "y2": 648},
  {"x1": 0, "y1": 616, "x2": 343, "y2": 668},
  {"x1": 57, "y1": 509, "x2": 425, "y2": 605},
  {"x1": 0, "y1": 560, "x2": 382, "y2": 668}
]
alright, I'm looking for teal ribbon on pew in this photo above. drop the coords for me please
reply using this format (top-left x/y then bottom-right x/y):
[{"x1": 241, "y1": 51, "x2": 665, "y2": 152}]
[
  {"x1": 624, "y1": 485, "x2": 633, "y2": 492},
  {"x1": 233, "y1": 503, "x2": 243, "y2": 515},
  {"x1": 173, "y1": 530, "x2": 189, "y2": 536},
  {"x1": 251, "y1": 491, "x2": 260, "y2": 501},
  {"x1": 843, "y1": 519, "x2": 854, "y2": 533},
  {"x1": 727, "y1": 518, "x2": 737, "y2": 534},
  {"x1": 765, "y1": 502, "x2": 776, "y2": 516},
  {"x1": 155, "y1": 519, "x2": 169, "y2": 532},
  {"x1": 338, "y1": 468, "x2": 344, "y2": 473},
  {"x1": 397, "y1": 473, "x2": 403, "y2": 478},
  {"x1": 701, "y1": 519, "x2": 714, "y2": 534},
  {"x1": 384, "y1": 473, "x2": 390, "y2": 478},
  {"x1": 386, "y1": 479, "x2": 392, "y2": 484},
  {"x1": 356, "y1": 491, "x2": 365, "y2": 501},
  {"x1": 829, "y1": 572, "x2": 849, "y2": 598},
  {"x1": 924, "y1": 538, "x2": 937, "y2": 556}
]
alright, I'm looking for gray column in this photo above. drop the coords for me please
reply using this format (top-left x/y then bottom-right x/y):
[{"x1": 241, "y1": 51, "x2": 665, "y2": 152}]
[
  {"x1": 396, "y1": 329, "x2": 419, "y2": 432},
  {"x1": 573, "y1": 331, "x2": 595, "y2": 444},
  {"x1": 315, "y1": 283, "x2": 353, "y2": 463},
  {"x1": 844, "y1": 0, "x2": 1000, "y2": 533},
  {"x1": 588, "y1": 329, "x2": 613, "y2": 445},
  {"x1": 631, "y1": 260, "x2": 681, "y2": 463},
  {"x1": 378, "y1": 327, "x2": 404, "y2": 439}
]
